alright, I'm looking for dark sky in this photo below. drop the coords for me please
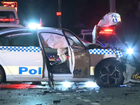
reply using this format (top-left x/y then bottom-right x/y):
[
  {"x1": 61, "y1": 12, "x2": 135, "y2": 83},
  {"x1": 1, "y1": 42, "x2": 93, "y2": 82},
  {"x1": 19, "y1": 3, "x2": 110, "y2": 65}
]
[
  {"x1": 0, "y1": 0, "x2": 139, "y2": 34},
  {"x1": 5, "y1": 0, "x2": 110, "y2": 34}
]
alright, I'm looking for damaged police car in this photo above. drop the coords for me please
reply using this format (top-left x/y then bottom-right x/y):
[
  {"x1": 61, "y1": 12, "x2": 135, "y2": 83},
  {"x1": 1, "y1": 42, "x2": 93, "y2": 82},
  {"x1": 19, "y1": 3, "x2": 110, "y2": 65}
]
[{"x1": 0, "y1": 27, "x2": 124, "y2": 87}]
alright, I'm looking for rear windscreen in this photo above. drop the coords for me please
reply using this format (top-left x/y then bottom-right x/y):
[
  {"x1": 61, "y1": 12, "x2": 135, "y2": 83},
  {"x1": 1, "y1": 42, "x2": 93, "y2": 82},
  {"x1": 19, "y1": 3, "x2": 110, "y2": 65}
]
[{"x1": 0, "y1": 11, "x2": 16, "y2": 19}]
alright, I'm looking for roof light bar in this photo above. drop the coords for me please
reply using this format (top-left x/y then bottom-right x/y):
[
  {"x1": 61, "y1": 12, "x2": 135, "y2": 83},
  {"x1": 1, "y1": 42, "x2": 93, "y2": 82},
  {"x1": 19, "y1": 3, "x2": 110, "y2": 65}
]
[{"x1": 0, "y1": 18, "x2": 15, "y2": 22}]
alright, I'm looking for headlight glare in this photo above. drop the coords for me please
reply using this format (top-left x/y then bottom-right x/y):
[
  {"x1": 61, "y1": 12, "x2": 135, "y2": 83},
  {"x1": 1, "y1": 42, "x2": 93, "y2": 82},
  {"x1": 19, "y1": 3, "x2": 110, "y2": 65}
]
[{"x1": 127, "y1": 47, "x2": 133, "y2": 55}]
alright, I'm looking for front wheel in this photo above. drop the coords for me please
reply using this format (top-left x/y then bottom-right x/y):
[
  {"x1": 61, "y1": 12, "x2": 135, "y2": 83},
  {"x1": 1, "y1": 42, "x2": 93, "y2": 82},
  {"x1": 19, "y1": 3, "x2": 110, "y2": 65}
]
[
  {"x1": 0, "y1": 67, "x2": 5, "y2": 84},
  {"x1": 95, "y1": 60, "x2": 124, "y2": 87}
]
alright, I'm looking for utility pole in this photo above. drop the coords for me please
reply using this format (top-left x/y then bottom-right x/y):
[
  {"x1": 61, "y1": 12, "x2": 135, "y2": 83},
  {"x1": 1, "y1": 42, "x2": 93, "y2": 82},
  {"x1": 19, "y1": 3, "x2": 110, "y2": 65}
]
[
  {"x1": 109, "y1": 0, "x2": 116, "y2": 12},
  {"x1": 58, "y1": 0, "x2": 62, "y2": 28}
]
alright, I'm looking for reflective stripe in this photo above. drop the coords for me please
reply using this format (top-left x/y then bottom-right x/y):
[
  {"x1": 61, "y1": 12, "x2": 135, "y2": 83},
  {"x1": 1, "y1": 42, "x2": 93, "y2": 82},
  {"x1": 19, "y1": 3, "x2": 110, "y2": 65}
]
[
  {"x1": 89, "y1": 49, "x2": 123, "y2": 58},
  {"x1": 0, "y1": 46, "x2": 41, "y2": 52},
  {"x1": 90, "y1": 66, "x2": 95, "y2": 75}
]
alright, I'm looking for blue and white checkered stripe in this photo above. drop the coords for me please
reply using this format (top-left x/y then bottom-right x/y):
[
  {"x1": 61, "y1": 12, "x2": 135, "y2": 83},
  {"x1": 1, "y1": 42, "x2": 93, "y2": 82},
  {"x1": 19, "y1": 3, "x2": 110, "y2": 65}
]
[
  {"x1": 0, "y1": 46, "x2": 41, "y2": 52},
  {"x1": 114, "y1": 50, "x2": 123, "y2": 58},
  {"x1": 89, "y1": 49, "x2": 123, "y2": 58}
]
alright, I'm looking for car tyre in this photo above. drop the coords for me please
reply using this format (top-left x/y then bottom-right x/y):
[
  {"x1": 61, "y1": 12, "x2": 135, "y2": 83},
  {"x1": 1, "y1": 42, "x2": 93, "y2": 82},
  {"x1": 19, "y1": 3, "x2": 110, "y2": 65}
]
[
  {"x1": 0, "y1": 67, "x2": 5, "y2": 84},
  {"x1": 95, "y1": 60, "x2": 124, "y2": 87}
]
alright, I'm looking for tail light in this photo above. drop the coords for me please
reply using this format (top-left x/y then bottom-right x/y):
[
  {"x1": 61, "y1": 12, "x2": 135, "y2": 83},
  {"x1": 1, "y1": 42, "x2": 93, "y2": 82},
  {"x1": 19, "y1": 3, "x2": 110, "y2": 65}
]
[
  {"x1": 0, "y1": 18, "x2": 19, "y2": 24},
  {"x1": 0, "y1": 18, "x2": 15, "y2": 22},
  {"x1": 98, "y1": 27, "x2": 116, "y2": 35}
]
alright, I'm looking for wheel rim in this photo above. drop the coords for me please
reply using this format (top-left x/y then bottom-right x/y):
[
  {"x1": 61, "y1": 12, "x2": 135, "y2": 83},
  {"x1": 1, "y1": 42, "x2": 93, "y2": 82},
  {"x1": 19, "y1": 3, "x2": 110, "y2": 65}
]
[{"x1": 99, "y1": 64, "x2": 122, "y2": 86}]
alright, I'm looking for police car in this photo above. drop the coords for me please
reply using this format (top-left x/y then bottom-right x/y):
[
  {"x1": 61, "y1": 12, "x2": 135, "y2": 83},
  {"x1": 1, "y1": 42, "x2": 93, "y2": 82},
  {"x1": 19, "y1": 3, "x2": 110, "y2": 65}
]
[{"x1": 0, "y1": 27, "x2": 124, "y2": 87}]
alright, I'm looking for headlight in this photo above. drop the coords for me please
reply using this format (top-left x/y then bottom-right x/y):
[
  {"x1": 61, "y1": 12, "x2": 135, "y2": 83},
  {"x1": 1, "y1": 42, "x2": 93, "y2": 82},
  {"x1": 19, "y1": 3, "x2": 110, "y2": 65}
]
[{"x1": 127, "y1": 47, "x2": 133, "y2": 55}]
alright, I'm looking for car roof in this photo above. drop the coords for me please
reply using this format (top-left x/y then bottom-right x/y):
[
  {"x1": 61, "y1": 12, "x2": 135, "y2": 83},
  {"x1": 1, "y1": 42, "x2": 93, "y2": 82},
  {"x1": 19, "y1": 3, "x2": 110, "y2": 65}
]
[
  {"x1": 0, "y1": 27, "x2": 63, "y2": 35},
  {"x1": 0, "y1": 6, "x2": 16, "y2": 11}
]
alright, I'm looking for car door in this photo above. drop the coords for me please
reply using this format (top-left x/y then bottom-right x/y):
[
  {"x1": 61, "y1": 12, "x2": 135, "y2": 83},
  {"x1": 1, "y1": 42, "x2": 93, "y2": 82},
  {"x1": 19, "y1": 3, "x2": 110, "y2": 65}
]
[
  {"x1": 63, "y1": 30, "x2": 90, "y2": 78},
  {"x1": 0, "y1": 31, "x2": 43, "y2": 78},
  {"x1": 39, "y1": 32, "x2": 72, "y2": 74}
]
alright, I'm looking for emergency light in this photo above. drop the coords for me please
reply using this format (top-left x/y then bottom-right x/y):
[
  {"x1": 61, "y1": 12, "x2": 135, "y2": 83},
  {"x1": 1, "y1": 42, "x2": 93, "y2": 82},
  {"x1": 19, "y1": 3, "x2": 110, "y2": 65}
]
[
  {"x1": 0, "y1": 18, "x2": 15, "y2": 22},
  {"x1": 99, "y1": 27, "x2": 115, "y2": 35},
  {"x1": 1, "y1": 1, "x2": 18, "y2": 12},
  {"x1": 28, "y1": 23, "x2": 41, "y2": 29},
  {"x1": 127, "y1": 47, "x2": 133, "y2": 55},
  {"x1": 0, "y1": 18, "x2": 19, "y2": 24}
]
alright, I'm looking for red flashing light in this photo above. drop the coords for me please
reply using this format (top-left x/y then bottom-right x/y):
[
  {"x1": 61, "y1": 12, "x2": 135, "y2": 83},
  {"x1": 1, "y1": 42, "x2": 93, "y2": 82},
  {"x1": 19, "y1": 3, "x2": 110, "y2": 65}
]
[
  {"x1": 99, "y1": 27, "x2": 115, "y2": 35},
  {"x1": 0, "y1": 18, "x2": 15, "y2": 22},
  {"x1": 1, "y1": 1, "x2": 18, "y2": 12},
  {"x1": 0, "y1": 18, "x2": 19, "y2": 24},
  {"x1": 56, "y1": 11, "x2": 62, "y2": 16}
]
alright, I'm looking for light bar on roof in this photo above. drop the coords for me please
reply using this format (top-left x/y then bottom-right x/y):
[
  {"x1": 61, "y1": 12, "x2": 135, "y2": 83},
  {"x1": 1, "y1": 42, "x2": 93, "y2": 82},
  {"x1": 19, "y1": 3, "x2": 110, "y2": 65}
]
[
  {"x1": 1, "y1": 1, "x2": 18, "y2": 12},
  {"x1": 0, "y1": 18, "x2": 19, "y2": 24},
  {"x1": 0, "y1": 18, "x2": 15, "y2": 22}
]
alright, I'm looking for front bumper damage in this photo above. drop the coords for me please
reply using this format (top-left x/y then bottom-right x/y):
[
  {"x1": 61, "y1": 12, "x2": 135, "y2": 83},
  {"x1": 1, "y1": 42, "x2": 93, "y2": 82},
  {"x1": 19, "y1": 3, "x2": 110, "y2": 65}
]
[{"x1": 121, "y1": 56, "x2": 140, "y2": 84}]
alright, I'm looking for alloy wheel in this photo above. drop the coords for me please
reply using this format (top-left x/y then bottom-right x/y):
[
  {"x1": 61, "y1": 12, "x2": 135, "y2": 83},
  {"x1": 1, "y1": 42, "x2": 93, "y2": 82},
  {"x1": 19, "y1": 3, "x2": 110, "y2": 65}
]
[{"x1": 99, "y1": 64, "x2": 122, "y2": 86}]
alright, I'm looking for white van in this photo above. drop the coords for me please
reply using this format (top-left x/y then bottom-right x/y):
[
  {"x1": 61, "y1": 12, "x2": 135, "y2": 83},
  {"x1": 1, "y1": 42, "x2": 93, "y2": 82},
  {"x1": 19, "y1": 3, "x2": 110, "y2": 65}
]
[{"x1": 0, "y1": 6, "x2": 23, "y2": 30}]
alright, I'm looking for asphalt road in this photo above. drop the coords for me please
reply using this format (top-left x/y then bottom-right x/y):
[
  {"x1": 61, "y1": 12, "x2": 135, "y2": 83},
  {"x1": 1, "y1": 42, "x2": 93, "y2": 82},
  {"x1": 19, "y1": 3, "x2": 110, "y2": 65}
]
[{"x1": 0, "y1": 82, "x2": 140, "y2": 105}]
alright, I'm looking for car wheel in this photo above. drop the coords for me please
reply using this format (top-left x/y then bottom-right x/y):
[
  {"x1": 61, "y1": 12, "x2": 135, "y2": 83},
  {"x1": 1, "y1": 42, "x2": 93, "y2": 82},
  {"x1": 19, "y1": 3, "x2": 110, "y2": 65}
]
[
  {"x1": 95, "y1": 60, "x2": 124, "y2": 87},
  {"x1": 0, "y1": 68, "x2": 5, "y2": 84}
]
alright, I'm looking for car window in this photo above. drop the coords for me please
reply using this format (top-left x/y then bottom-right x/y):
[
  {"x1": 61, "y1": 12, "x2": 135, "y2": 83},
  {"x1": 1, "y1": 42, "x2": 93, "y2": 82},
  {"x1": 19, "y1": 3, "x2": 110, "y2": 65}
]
[
  {"x1": 0, "y1": 11, "x2": 16, "y2": 19},
  {"x1": 40, "y1": 33, "x2": 68, "y2": 49},
  {"x1": 84, "y1": 35, "x2": 92, "y2": 43},
  {"x1": 97, "y1": 35, "x2": 119, "y2": 44},
  {"x1": 0, "y1": 32, "x2": 39, "y2": 46},
  {"x1": 64, "y1": 31, "x2": 84, "y2": 48},
  {"x1": 78, "y1": 34, "x2": 83, "y2": 39}
]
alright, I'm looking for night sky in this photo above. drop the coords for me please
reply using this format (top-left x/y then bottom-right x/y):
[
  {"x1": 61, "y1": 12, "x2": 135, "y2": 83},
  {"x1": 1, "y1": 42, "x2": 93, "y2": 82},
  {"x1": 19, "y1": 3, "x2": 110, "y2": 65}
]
[{"x1": 0, "y1": 0, "x2": 140, "y2": 34}]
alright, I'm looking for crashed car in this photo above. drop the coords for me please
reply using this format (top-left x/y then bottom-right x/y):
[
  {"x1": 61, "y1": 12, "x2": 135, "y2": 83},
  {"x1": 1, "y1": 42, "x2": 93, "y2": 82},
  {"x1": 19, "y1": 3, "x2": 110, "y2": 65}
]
[
  {"x1": 92, "y1": 12, "x2": 140, "y2": 85},
  {"x1": 0, "y1": 27, "x2": 124, "y2": 87}
]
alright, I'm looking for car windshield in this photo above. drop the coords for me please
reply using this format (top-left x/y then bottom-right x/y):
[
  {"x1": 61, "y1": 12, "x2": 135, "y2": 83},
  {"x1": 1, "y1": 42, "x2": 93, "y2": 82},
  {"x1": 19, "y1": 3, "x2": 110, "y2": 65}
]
[{"x1": 0, "y1": 11, "x2": 16, "y2": 19}]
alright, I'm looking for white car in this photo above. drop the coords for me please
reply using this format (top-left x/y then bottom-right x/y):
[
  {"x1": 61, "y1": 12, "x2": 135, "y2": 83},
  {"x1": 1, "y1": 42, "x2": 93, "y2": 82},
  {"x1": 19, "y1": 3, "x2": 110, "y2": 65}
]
[{"x1": 0, "y1": 27, "x2": 124, "y2": 87}]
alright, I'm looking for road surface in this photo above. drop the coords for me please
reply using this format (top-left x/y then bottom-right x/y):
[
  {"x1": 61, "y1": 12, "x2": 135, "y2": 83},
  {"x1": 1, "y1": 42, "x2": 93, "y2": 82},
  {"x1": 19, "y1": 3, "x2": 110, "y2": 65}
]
[{"x1": 0, "y1": 82, "x2": 140, "y2": 105}]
